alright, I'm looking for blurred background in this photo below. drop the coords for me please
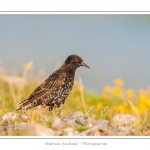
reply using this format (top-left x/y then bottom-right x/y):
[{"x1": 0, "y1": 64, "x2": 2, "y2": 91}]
[
  {"x1": 1, "y1": 15, "x2": 150, "y2": 136},
  {"x1": 0, "y1": 15, "x2": 150, "y2": 93}
]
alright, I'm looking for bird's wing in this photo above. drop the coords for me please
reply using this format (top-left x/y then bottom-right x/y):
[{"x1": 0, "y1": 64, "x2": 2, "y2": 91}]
[
  {"x1": 42, "y1": 72, "x2": 66, "y2": 90},
  {"x1": 22, "y1": 71, "x2": 67, "y2": 103}
]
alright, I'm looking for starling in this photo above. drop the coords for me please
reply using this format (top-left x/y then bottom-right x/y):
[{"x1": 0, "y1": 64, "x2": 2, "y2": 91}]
[{"x1": 17, "y1": 55, "x2": 90, "y2": 111}]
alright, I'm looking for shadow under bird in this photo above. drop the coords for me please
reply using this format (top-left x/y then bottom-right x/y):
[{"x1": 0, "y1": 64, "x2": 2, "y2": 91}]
[{"x1": 17, "y1": 55, "x2": 90, "y2": 111}]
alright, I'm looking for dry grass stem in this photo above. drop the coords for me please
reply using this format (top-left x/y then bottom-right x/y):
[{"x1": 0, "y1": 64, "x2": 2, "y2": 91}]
[
  {"x1": 128, "y1": 99, "x2": 142, "y2": 122},
  {"x1": 79, "y1": 77, "x2": 87, "y2": 113}
]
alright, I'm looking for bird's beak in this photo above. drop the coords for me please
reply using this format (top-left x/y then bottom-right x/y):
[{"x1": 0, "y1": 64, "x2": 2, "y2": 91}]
[{"x1": 80, "y1": 62, "x2": 90, "y2": 69}]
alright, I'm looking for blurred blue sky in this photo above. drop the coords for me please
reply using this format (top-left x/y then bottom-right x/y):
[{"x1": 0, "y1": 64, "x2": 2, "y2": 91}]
[{"x1": 0, "y1": 15, "x2": 150, "y2": 93}]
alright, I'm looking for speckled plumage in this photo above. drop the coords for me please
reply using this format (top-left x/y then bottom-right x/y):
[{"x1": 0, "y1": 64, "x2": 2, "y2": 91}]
[{"x1": 17, "y1": 55, "x2": 90, "y2": 111}]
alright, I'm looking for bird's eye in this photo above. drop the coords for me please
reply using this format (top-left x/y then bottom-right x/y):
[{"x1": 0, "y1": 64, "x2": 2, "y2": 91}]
[{"x1": 75, "y1": 62, "x2": 78, "y2": 64}]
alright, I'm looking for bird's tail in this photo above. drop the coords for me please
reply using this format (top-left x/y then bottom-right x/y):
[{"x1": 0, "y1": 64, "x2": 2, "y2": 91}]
[{"x1": 16, "y1": 99, "x2": 32, "y2": 111}]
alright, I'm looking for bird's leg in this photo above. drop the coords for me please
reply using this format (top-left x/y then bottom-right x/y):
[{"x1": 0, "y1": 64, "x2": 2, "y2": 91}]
[
  {"x1": 56, "y1": 104, "x2": 63, "y2": 117},
  {"x1": 48, "y1": 106, "x2": 53, "y2": 115},
  {"x1": 41, "y1": 104, "x2": 46, "y2": 116},
  {"x1": 57, "y1": 108, "x2": 61, "y2": 117}
]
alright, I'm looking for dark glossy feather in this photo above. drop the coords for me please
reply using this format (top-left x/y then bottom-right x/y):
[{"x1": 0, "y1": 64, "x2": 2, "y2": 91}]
[{"x1": 17, "y1": 55, "x2": 90, "y2": 111}]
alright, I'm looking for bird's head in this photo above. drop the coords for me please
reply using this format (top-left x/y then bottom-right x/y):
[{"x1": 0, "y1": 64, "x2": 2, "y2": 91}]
[{"x1": 65, "y1": 55, "x2": 90, "y2": 70}]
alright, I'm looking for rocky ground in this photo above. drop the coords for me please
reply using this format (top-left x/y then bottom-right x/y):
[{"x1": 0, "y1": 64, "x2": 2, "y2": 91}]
[{"x1": 1, "y1": 111, "x2": 148, "y2": 136}]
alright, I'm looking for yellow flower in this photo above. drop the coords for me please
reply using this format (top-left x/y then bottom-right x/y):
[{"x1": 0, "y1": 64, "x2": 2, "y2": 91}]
[
  {"x1": 96, "y1": 102, "x2": 102, "y2": 111},
  {"x1": 101, "y1": 92, "x2": 109, "y2": 100},
  {"x1": 146, "y1": 99, "x2": 150, "y2": 106},
  {"x1": 78, "y1": 85, "x2": 84, "y2": 93},
  {"x1": 130, "y1": 108, "x2": 135, "y2": 114},
  {"x1": 0, "y1": 109, "x2": 2, "y2": 115},
  {"x1": 137, "y1": 103, "x2": 147, "y2": 114},
  {"x1": 115, "y1": 105, "x2": 125, "y2": 113},
  {"x1": 114, "y1": 78, "x2": 124, "y2": 86},
  {"x1": 127, "y1": 89, "x2": 134, "y2": 98},
  {"x1": 23, "y1": 61, "x2": 33, "y2": 71},
  {"x1": 73, "y1": 80, "x2": 78, "y2": 87},
  {"x1": 135, "y1": 120, "x2": 140, "y2": 127},
  {"x1": 104, "y1": 85, "x2": 111, "y2": 92},
  {"x1": 112, "y1": 87, "x2": 122, "y2": 95},
  {"x1": 124, "y1": 109, "x2": 130, "y2": 114},
  {"x1": 139, "y1": 93, "x2": 147, "y2": 104}
]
